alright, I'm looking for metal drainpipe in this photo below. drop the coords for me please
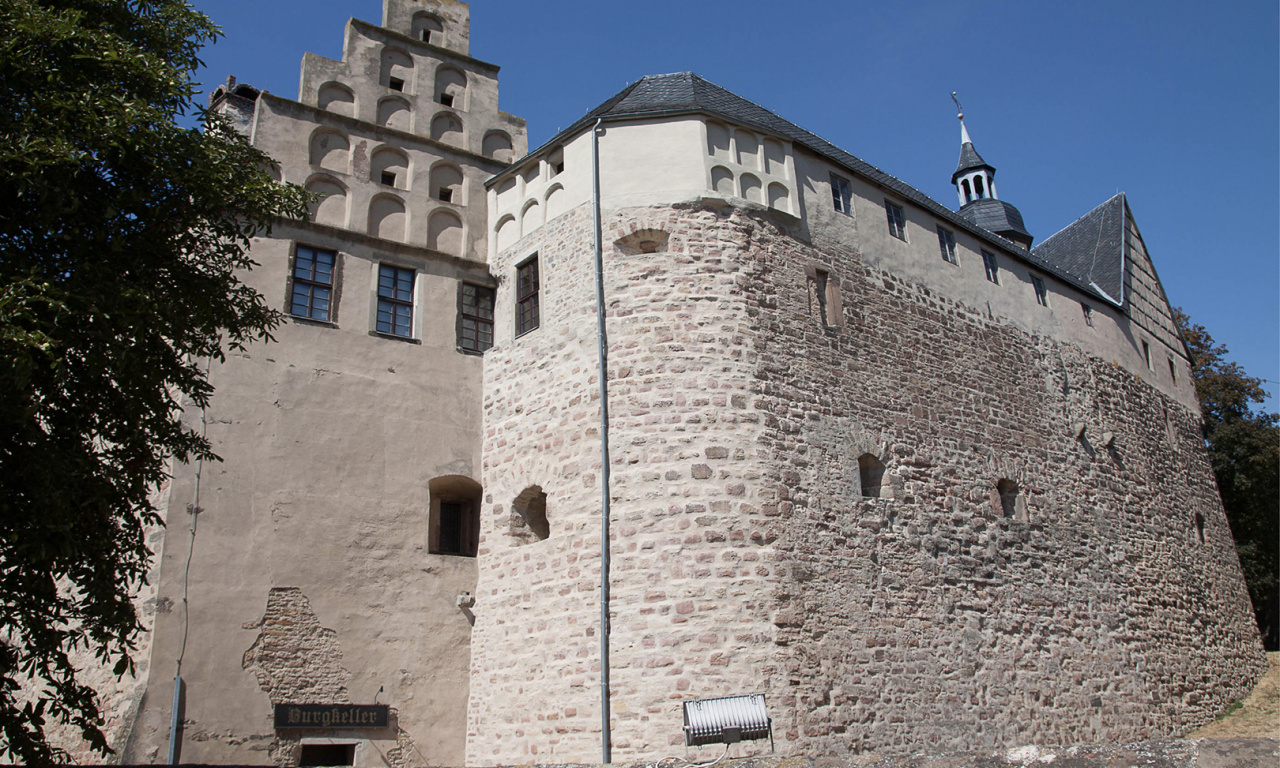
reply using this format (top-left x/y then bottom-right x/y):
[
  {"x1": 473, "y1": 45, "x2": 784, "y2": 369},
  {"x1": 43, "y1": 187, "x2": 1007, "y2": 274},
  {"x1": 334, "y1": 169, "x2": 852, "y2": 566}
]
[{"x1": 591, "y1": 117, "x2": 613, "y2": 764}]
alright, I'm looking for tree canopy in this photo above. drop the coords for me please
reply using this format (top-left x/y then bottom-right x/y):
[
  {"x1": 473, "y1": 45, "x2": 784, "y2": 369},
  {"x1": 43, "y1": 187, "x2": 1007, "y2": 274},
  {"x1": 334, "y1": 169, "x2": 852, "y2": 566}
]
[
  {"x1": 1174, "y1": 308, "x2": 1279, "y2": 650},
  {"x1": 0, "y1": 0, "x2": 309, "y2": 760}
]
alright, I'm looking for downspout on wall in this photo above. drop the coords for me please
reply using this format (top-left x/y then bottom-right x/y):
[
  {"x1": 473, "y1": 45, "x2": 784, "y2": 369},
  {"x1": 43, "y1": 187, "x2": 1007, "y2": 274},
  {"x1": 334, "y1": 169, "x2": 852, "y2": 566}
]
[{"x1": 591, "y1": 117, "x2": 613, "y2": 764}]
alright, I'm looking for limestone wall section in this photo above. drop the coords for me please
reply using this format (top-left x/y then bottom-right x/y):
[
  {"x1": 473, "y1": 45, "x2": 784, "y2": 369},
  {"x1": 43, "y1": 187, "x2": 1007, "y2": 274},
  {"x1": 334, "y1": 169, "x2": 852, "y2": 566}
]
[{"x1": 470, "y1": 199, "x2": 1265, "y2": 763}]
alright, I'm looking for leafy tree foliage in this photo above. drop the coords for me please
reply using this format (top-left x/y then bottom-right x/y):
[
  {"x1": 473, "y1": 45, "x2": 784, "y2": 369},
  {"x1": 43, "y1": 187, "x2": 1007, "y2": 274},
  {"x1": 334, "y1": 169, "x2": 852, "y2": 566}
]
[
  {"x1": 0, "y1": 0, "x2": 308, "y2": 760},
  {"x1": 1174, "y1": 309, "x2": 1280, "y2": 650}
]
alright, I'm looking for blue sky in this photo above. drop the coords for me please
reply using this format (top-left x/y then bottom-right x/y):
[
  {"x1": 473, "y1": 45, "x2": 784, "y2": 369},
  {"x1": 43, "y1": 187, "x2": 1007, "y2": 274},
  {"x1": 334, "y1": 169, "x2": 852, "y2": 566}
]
[{"x1": 187, "y1": 0, "x2": 1279, "y2": 411}]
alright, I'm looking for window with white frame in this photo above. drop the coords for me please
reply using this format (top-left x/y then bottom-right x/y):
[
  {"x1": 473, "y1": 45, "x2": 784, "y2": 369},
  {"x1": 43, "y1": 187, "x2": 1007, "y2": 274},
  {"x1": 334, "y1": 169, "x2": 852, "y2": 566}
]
[
  {"x1": 885, "y1": 201, "x2": 906, "y2": 240},
  {"x1": 981, "y1": 250, "x2": 999, "y2": 284},
  {"x1": 1032, "y1": 275, "x2": 1048, "y2": 306},
  {"x1": 936, "y1": 226, "x2": 957, "y2": 264},
  {"x1": 830, "y1": 174, "x2": 852, "y2": 215},
  {"x1": 376, "y1": 264, "x2": 414, "y2": 337}
]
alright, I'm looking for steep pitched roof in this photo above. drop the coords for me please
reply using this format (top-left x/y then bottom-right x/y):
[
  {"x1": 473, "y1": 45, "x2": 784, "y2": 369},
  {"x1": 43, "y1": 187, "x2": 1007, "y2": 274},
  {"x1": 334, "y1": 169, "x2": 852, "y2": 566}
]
[
  {"x1": 952, "y1": 141, "x2": 992, "y2": 183},
  {"x1": 501, "y1": 71, "x2": 1123, "y2": 307},
  {"x1": 1031, "y1": 193, "x2": 1127, "y2": 307}
]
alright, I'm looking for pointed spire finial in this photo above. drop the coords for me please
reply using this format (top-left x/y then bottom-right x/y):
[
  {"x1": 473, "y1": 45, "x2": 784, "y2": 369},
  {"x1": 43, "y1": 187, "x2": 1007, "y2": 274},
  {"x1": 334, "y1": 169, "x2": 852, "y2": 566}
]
[{"x1": 951, "y1": 92, "x2": 972, "y2": 145}]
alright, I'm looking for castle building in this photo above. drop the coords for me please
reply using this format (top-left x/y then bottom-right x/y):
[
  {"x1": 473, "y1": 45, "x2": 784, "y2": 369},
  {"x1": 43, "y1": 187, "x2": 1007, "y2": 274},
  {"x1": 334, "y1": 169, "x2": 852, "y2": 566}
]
[{"x1": 70, "y1": 1, "x2": 1264, "y2": 765}]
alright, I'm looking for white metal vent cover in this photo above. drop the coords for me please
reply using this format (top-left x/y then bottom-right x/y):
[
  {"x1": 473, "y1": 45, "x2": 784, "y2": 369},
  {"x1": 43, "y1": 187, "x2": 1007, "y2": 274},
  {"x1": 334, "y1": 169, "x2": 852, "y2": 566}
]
[{"x1": 681, "y1": 693, "x2": 772, "y2": 748}]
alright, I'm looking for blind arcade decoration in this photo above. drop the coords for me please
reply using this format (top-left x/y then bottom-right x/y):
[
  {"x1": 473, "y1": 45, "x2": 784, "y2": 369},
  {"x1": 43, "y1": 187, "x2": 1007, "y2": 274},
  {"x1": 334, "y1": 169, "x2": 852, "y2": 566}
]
[{"x1": 274, "y1": 704, "x2": 390, "y2": 730}]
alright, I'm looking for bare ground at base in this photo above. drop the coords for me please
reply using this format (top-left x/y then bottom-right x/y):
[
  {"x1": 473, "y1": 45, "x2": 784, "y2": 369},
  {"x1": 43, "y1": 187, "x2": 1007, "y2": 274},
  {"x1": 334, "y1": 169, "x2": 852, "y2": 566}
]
[{"x1": 1187, "y1": 651, "x2": 1279, "y2": 738}]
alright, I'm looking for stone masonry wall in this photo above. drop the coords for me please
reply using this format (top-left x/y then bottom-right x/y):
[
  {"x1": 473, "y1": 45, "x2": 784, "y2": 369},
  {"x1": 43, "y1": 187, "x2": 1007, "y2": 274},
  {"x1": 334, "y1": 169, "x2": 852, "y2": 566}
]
[
  {"x1": 751, "y1": 206, "x2": 1266, "y2": 753},
  {"x1": 470, "y1": 199, "x2": 1265, "y2": 763}
]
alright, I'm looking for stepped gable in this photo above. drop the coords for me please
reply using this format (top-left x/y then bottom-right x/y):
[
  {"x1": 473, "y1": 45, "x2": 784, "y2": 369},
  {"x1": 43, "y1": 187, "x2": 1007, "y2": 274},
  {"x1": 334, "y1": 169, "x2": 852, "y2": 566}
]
[{"x1": 1032, "y1": 192, "x2": 1127, "y2": 307}]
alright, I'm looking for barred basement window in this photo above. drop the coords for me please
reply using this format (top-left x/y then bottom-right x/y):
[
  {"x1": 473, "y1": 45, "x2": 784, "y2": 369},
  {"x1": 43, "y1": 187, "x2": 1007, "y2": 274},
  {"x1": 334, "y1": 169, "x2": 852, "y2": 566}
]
[
  {"x1": 937, "y1": 226, "x2": 958, "y2": 264},
  {"x1": 376, "y1": 264, "x2": 414, "y2": 337},
  {"x1": 515, "y1": 256, "x2": 540, "y2": 336},
  {"x1": 290, "y1": 246, "x2": 336, "y2": 321},
  {"x1": 830, "y1": 174, "x2": 852, "y2": 215},
  {"x1": 982, "y1": 250, "x2": 999, "y2": 284},
  {"x1": 459, "y1": 283, "x2": 494, "y2": 353},
  {"x1": 429, "y1": 475, "x2": 481, "y2": 556},
  {"x1": 1032, "y1": 275, "x2": 1048, "y2": 306},
  {"x1": 299, "y1": 743, "x2": 355, "y2": 767},
  {"x1": 885, "y1": 201, "x2": 906, "y2": 240}
]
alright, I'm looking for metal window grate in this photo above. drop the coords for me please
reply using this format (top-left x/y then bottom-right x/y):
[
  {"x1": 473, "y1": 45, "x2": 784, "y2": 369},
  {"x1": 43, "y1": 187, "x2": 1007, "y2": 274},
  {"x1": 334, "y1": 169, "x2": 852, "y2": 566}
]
[{"x1": 682, "y1": 693, "x2": 772, "y2": 748}]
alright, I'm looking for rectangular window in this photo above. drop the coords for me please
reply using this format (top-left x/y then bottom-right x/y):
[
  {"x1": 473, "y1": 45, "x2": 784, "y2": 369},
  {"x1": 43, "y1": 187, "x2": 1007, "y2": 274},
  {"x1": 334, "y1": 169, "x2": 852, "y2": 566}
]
[
  {"x1": 1142, "y1": 340, "x2": 1152, "y2": 370},
  {"x1": 388, "y1": 76, "x2": 404, "y2": 92},
  {"x1": 420, "y1": 30, "x2": 431, "y2": 43},
  {"x1": 1032, "y1": 275, "x2": 1048, "y2": 306},
  {"x1": 515, "y1": 256, "x2": 540, "y2": 336},
  {"x1": 981, "y1": 250, "x2": 999, "y2": 284},
  {"x1": 439, "y1": 93, "x2": 454, "y2": 107},
  {"x1": 290, "y1": 246, "x2": 335, "y2": 321},
  {"x1": 459, "y1": 283, "x2": 494, "y2": 353},
  {"x1": 380, "y1": 171, "x2": 396, "y2": 187},
  {"x1": 936, "y1": 226, "x2": 957, "y2": 264},
  {"x1": 438, "y1": 188, "x2": 453, "y2": 203},
  {"x1": 830, "y1": 174, "x2": 852, "y2": 215},
  {"x1": 885, "y1": 202, "x2": 906, "y2": 240},
  {"x1": 376, "y1": 264, "x2": 414, "y2": 337},
  {"x1": 1081, "y1": 302, "x2": 1094, "y2": 327},
  {"x1": 438, "y1": 502, "x2": 464, "y2": 554}
]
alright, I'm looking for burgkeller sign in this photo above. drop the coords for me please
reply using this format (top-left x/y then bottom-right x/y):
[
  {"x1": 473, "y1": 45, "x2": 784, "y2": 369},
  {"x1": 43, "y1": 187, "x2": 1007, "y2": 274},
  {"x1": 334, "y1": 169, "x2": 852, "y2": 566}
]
[{"x1": 274, "y1": 704, "x2": 389, "y2": 730}]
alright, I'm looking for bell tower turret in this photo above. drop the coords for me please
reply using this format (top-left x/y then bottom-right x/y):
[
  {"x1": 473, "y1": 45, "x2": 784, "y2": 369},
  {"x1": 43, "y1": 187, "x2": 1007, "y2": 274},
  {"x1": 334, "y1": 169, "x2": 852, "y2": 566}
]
[{"x1": 949, "y1": 93, "x2": 1034, "y2": 248}]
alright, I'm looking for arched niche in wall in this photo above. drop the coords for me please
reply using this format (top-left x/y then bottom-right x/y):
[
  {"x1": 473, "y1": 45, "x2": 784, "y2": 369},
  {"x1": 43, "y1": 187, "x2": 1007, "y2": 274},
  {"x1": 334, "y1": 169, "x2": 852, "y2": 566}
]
[
  {"x1": 739, "y1": 173, "x2": 763, "y2": 204},
  {"x1": 427, "y1": 209, "x2": 463, "y2": 256},
  {"x1": 317, "y1": 82, "x2": 355, "y2": 117},
  {"x1": 308, "y1": 129, "x2": 349, "y2": 173},
  {"x1": 370, "y1": 146, "x2": 410, "y2": 190},
  {"x1": 735, "y1": 130, "x2": 759, "y2": 169},
  {"x1": 710, "y1": 165, "x2": 734, "y2": 196},
  {"x1": 380, "y1": 47, "x2": 414, "y2": 92},
  {"x1": 434, "y1": 66, "x2": 467, "y2": 110},
  {"x1": 858, "y1": 454, "x2": 885, "y2": 498},
  {"x1": 520, "y1": 200, "x2": 541, "y2": 235},
  {"x1": 305, "y1": 175, "x2": 347, "y2": 227},
  {"x1": 368, "y1": 194, "x2": 406, "y2": 242},
  {"x1": 544, "y1": 184, "x2": 567, "y2": 220},
  {"x1": 494, "y1": 177, "x2": 518, "y2": 209},
  {"x1": 706, "y1": 120, "x2": 731, "y2": 160},
  {"x1": 483, "y1": 131, "x2": 513, "y2": 163},
  {"x1": 495, "y1": 214, "x2": 517, "y2": 251},
  {"x1": 429, "y1": 162, "x2": 464, "y2": 204},
  {"x1": 412, "y1": 11, "x2": 444, "y2": 46},
  {"x1": 768, "y1": 182, "x2": 790, "y2": 213},
  {"x1": 764, "y1": 138, "x2": 786, "y2": 176},
  {"x1": 614, "y1": 228, "x2": 670, "y2": 256},
  {"x1": 430, "y1": 112, "x2": 464, "y2": 146},
  {"x1": 376, "y1": 96, "x2": 411, "y2": 132}
]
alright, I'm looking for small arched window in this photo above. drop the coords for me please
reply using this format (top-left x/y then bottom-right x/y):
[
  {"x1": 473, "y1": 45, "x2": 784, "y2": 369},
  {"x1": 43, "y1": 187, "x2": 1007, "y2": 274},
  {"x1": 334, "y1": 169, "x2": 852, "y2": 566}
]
[
  {"x1": 973, "y1": 175, "x2": 985, "y2": 199},
  {"x1": 962, "y1": 178, "x2": 972, "y2": 202},
  {"x1": 412, "y1": 12, "x2": 444, "y2": 45},
  {"x1": 370, "y1": 146, "x2": 409, "y2": 189},
  {"x1": 429, "y1": 163, "x2": 463, "y2": 204},
  {"x1": 858, "y1": 454, "x2": 885, "y2": 498},
  {"x1": 434, "y1": 66, "x2": 467, "y2": 110},
  {"x1": 380, "y1": 48, "x2": 413, "y2": 92}
]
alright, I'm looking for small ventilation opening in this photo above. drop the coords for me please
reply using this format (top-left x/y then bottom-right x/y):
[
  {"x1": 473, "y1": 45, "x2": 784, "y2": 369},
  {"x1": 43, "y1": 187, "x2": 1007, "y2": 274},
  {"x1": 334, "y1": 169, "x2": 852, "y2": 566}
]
[
  {"x1": 997, "y1": 479, "x2": 1018, "y2": 518},
  {"x1": 1195, "y1": 512, "x2": 1205, "y2": 544},
  {"x1": 420, "y1": 29, "x2": 431, "y2": 43},
  {"x1": 858, "y1": 454, "x2": 884, "y2": 498},
  {"x1": 299, "y1": 744, "x2": 355, "y2": 766},
  {"x1": 439, "y1": 93, "x2": 454, "y2": 107},
  {"x1": 438, "y1": 188, "x2": 453, "y2": 203},
  {"x1": 380, "y1": 171, "x2": 396, "y2": 187},
  {"x1": 388, "y1": 77, "x2": 404, "y2": 92}
]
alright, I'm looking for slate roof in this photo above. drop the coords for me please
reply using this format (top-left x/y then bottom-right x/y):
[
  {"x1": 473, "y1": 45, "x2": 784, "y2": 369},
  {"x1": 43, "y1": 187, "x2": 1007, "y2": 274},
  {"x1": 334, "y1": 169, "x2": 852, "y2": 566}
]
[
  {"x1": 952, "y1": 141, "x2": 992, "y2": 183},
  {"x1": 959, "y1": 198, "x2": 1032, "y2": 246},
  {"x1": 499, "y1": 71, "x2": 1126, "y2": 308},
  {"x1": 1030, "y1": 193, "x2": 1127, "y2": 307}
]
